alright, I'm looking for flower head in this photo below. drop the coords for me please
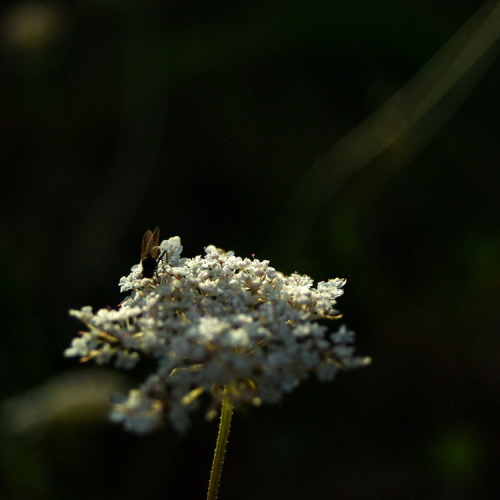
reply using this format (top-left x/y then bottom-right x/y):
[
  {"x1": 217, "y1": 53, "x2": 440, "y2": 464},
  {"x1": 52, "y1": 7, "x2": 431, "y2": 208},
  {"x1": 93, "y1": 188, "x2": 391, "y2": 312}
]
[{"x1": 66, "y1": 236, "x2": 370, "y2": 434}]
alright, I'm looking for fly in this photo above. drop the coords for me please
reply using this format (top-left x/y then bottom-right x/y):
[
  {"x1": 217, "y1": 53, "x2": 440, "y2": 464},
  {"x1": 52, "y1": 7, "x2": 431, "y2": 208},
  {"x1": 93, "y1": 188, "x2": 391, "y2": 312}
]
[{"x1": 140, "y1": 227, "x2": 161, "y2": 278}]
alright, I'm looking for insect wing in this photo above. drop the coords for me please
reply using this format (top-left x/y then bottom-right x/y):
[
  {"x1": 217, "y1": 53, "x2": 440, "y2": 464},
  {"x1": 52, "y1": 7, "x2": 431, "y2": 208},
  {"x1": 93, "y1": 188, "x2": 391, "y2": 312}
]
[
  {"x1": 141, "y1": 227, "x2": 160, "y2": 260},
  {"x1": 141, "y1": 229, "x2": 153, "y2": 259}
]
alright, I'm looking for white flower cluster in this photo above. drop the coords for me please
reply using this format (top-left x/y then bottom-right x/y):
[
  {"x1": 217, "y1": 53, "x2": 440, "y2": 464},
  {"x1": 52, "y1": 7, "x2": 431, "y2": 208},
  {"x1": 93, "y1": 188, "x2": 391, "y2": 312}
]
[{"x1": 66, "y1": 236, "x2": 370, "y2": 434}]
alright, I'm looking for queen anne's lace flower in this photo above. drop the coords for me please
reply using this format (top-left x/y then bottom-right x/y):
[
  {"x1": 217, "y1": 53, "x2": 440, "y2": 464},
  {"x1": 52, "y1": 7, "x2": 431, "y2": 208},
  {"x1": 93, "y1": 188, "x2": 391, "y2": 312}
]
[{"x1": 66, "y1": 236, "x2": 370, "y2": 434}]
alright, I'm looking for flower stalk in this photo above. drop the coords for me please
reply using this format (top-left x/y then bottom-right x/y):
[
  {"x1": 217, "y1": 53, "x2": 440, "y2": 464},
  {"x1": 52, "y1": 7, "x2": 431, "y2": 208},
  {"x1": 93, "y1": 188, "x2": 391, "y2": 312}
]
[{"x1": 207, "y1": 386, "x2": 234, "y2": 500}]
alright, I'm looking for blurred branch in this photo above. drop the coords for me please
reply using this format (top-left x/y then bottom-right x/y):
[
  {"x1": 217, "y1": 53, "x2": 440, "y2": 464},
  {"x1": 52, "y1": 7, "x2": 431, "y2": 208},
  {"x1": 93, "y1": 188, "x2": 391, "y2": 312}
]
[
  {"x1": 271, "y1": 0, "x2": 500, "y2": 252},
  {"x1": 1, "y1": 370, "x2": 127, "y2": 434}
]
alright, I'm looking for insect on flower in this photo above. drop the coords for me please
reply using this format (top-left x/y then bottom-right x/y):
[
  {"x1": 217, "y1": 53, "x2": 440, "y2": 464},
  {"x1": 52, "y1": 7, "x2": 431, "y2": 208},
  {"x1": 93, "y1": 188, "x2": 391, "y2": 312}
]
[
  {"x1": 67, "y1": 233, "x2": 371, "y2": 435},
  {"x1": 140, "y1": 227, "x2": 161, "y2": 278}
]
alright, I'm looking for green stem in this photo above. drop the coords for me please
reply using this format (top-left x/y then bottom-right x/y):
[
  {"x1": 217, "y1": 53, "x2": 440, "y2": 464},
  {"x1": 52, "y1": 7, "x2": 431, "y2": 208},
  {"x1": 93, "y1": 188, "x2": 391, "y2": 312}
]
[{"x1": 207, "y1": 387, "x2": 234, "y2": 500}]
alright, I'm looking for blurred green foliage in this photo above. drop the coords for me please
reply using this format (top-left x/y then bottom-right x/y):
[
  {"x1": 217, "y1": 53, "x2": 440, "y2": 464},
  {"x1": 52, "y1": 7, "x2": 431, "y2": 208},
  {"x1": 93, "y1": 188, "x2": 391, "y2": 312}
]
[{"x1": 0, "y1": 0, "x2": 498, "y2": 498}]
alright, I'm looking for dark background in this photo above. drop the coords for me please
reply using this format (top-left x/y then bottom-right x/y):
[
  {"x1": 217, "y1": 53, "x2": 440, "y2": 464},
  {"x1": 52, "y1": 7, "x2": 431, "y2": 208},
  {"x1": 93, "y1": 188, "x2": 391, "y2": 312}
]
[{"x1": 0, "y1": 1, "x2": 498, "y2": 499}]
